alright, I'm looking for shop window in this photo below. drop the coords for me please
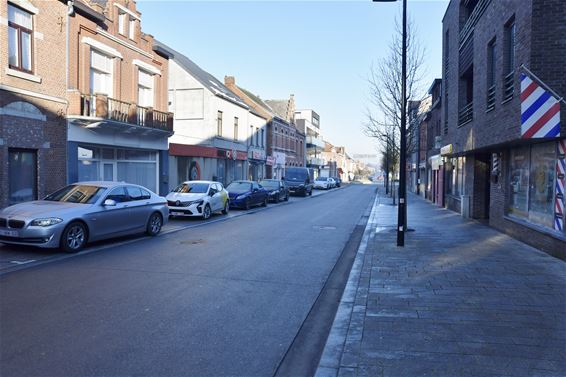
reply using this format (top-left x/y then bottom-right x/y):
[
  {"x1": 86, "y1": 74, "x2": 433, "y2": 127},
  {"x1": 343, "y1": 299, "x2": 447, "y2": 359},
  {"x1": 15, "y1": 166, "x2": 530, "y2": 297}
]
[
  {"x1": 8, "y1": 4, "x2": 33, "y2": 73},
  {"x1": 8, "y1": 149, "x2": 37, "y2": 204},
  {"x1": 508, "y1": 143, "x2": 559, "y2": 231}
]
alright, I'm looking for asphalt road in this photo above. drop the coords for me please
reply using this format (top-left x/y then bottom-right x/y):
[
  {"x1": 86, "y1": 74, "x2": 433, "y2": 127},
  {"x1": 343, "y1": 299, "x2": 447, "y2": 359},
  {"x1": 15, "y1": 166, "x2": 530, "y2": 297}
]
[{"x1": 0, "y1": 184, "x2": 375, "y2": 377}]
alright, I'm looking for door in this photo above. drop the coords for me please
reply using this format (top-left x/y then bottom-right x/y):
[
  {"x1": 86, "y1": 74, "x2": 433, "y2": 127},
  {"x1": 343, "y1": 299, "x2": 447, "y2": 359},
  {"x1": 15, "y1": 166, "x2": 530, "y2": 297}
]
[
  {"x1": 251, "y1": 182, "x2": 262, "y2": 205},
  {"x1": 8, "y1": 149, "x2": 37, "y2": 204},
  {"x1": 126, "y1": 186, "x2": 152, "y2": 229},
  {"x1": 103, "y1": 162, "x2": 115, "y2": 181},
  {"x1": 90, "y1": 186, "x2": 132, "y2": 239}
]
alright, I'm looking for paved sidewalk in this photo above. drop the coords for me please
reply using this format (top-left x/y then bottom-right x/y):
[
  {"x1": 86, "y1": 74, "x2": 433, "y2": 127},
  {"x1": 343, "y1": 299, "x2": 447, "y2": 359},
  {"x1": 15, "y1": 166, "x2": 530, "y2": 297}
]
[{"x1": 316, "y1": 188, "x2": 566, "y2": 377}]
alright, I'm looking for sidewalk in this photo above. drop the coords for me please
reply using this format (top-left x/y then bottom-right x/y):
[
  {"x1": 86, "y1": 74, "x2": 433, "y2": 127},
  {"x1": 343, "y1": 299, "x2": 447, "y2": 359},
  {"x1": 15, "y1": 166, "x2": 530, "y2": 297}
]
[{"x1": 316, "y1": 187, "x2": 566, "y2": 377}]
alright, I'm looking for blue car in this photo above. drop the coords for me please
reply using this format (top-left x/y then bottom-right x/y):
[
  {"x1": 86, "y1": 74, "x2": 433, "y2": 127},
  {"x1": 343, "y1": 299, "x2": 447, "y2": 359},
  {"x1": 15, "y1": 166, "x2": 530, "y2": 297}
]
[{"x1": 227, "y1": 180, "x2": 268, "y2": 210}]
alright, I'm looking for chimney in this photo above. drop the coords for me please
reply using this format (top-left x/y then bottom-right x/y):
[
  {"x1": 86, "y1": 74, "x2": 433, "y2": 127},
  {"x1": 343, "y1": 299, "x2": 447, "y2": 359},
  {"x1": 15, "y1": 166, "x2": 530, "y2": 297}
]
[{"x1": 224, "y1": 76, "x2": 235, "y2": 87}]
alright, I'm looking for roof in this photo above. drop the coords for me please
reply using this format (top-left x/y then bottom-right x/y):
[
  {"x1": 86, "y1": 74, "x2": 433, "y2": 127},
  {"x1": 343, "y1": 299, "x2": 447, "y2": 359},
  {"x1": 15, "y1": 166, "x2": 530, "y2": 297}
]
[
  {"x1": 154, "y1": 40, "x2": 249, "y2": 110},
  {"x1": 265, "y1": 100, "x2": 289, "y2": 120},
  {"x1": 428, "y1": 78, "x2": 442, "y2": 95}
]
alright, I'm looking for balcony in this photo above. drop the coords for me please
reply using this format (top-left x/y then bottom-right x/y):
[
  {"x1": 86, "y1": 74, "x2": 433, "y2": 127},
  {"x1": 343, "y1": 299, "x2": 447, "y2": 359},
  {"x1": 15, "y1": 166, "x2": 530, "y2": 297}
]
[
  {"x1": 503, "y1": 72, "x2": 514, "y2": 102},
  {"x1": 458, "y1": 101, "x2": 473, "y2": 126},
  {"x1": 69, "y1": 92, "x2": 173, "y2": 133},
  {"x1": 459, "y1": 0, "x2": 491, "y2": 47},
  {"x1": 307, "y1": 157, "x2": 325, "y2": 166},
  {"x1": 486, "y1": 85, "x2": 496, "y2": 111},
  {"x1": 306, "y1": 135, "x2": 325, "y2": 149}
]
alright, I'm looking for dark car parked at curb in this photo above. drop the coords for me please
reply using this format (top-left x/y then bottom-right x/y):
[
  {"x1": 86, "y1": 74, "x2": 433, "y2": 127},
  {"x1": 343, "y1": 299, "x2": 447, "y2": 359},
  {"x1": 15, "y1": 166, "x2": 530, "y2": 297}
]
[
  {"x1": 284, "y1": 167, "x2": 314, "y2": 197},
  {"x1": 227, "y1": 181, "x2": 268, "y2": 210},
  {"x1": 259, "y1": 179, "x2": 289, "y2": 203}
]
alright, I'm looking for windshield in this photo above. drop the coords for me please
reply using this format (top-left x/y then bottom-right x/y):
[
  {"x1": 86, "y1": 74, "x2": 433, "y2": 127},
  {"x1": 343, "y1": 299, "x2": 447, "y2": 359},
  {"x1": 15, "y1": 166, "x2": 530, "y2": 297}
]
[
  {"x1": 44, "y1": 185, "x2": 106, "y2": 204},
  {"x1": 317, "y1": 177, "x2": 328, "y2": 181},
  {"x1": 259, "y1": 180, "x2": 279, "y2": 188},
  {"x1": 172, "y1": 182, "x2": 209, "y2": 194},
  {"x1": 285, "y1": 169, "x2": 305, "y2": 180},
  {"x1": 227, "y1": 182, "x2": 252, "y2": 193}
]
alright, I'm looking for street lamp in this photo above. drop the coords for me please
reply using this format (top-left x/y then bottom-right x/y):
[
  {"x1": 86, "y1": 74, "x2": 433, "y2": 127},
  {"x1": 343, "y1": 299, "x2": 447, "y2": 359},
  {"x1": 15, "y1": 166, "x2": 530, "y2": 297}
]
[{"x1": 373, "y1": 0, "x2": 407, "y2": 247}]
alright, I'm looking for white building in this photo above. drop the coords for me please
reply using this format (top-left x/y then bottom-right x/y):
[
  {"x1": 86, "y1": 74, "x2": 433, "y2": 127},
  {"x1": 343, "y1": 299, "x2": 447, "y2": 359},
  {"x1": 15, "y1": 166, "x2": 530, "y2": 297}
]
[{"x1": 156, "y1": 42, "x2": 266, "y2": 187}]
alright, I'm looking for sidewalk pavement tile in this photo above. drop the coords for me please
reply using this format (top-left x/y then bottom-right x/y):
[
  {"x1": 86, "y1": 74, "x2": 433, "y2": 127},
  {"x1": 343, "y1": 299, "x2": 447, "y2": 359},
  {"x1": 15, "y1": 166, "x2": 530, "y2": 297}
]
[{"x1": 317, "y1": 187, "x2": 566, "y2": 377}]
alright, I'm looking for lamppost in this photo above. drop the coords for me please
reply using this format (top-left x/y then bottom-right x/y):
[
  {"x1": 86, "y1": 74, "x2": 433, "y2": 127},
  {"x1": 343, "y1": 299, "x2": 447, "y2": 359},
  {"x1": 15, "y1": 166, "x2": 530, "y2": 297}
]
[{"x1": 373, "y1": 0, "x2": 407, "y2": 246}]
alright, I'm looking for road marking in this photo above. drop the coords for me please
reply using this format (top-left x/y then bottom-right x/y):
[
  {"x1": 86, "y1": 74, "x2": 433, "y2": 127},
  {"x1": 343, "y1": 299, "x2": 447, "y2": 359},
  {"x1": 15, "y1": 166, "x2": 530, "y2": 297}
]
[{"x1": 10, "y1": 259, "x2": 36, "y2": 265}]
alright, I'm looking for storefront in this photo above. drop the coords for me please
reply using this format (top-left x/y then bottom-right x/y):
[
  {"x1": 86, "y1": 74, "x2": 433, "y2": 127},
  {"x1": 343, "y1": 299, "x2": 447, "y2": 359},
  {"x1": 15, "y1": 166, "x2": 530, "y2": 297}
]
[
  {"x1": 430, "y1": 154, "x2": 444, "y2": 206},
  {"x1": 248, "y1": 150, "x2": 266, "y2": 181},
  {"x1": 216, "y1": 149, "x2": 247, "y2": 185},
  {"x1": 507, "y1": 139, "x2": 565, "y2": 236}
]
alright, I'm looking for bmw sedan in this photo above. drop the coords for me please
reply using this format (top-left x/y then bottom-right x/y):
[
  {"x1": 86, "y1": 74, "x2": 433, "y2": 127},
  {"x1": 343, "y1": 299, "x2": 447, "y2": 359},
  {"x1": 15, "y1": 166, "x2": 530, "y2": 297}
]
[
  {"x1": 0, "y1": 182, "x2": 168, "y2": 253},
  {"x1": 259, "y1": 179, "x2": 289, "y2": 203},
  {"x1": 166, "y1": 181, "x2": 229, "y2": 219},
  {"x1": 227, "y1": 180, "x2": 268, "y2": 210}
]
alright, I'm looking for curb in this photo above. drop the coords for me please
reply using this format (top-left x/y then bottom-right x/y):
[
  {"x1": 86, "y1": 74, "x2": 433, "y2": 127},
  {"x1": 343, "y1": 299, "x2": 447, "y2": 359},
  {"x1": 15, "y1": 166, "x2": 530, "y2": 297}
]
[{"x1": 314, "y1": 191, "x2": 381, "y2": 377}]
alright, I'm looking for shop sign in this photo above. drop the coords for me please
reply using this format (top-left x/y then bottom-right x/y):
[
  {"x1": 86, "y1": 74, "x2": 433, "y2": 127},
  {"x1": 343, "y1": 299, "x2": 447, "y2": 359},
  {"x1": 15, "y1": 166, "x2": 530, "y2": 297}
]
[
  {"x1": 430, "y1": 154, "x2": 441, "y2": 170},
  {"x1": 440, "y1": 144, "x2": 453, "y2": 156},
  {"x1": 252, "y1": 151, "x2": 265, "y2": 160},
  {"x1": 266, "y1": 156, "x2": 275, "y2": 166}
]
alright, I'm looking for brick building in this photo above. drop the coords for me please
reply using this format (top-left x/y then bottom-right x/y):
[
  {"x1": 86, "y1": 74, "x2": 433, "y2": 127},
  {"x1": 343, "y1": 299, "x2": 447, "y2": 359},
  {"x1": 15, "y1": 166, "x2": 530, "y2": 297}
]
[
  {"x1": 0, "y1": 0, "x2": 68, "y2": 208},
  {"x1": 426, "y1": 78, "x2": 444, "y2": 205},
  {"x1": 224, "y1": 80, "x2": 305, "y2": 180},
  {"x1": 66, "y1": 0, "x2": 172, "y2": 195},
  {"x1": 442, "y1": 0, "x2": 565, "y2": 258}
]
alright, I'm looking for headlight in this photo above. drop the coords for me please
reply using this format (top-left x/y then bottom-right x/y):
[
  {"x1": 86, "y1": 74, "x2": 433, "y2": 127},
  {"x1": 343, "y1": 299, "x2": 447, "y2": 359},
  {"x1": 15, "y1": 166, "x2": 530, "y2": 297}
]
[
  {"x1": 31, "y1": 218, "x2": 63, "y2": 227},
  {"x1": 236, "y1": 194, "x2": 247, "y2": 200},
  {"x1": 188, "y1": 200, "x2": 204, "y2": 206},
  {"x1": 299, "y1": 184, "x2": 305, "y2": 188}
]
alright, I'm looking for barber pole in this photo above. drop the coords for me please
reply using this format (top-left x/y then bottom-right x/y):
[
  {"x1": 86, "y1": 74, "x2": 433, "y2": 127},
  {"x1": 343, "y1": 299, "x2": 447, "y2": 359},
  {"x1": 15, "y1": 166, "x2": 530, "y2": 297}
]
[
  {"x1": 520, "y1": 73, "x2": 561, "y2": 139},
  {"x1": 555, "y1": 139, "x2": 566, "y2": 231}
]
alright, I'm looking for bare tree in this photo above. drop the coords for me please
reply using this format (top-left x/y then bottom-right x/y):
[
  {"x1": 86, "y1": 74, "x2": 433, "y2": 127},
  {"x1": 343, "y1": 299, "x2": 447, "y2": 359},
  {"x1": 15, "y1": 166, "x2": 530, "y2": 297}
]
[{"x1": 363, "y1": 17, "x2": 427, "y2": 166}]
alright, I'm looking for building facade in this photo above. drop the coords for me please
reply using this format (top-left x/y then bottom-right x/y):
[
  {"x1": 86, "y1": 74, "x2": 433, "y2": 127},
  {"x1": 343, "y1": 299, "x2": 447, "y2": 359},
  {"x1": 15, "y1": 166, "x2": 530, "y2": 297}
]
[
  {"x1": 65, "y1": 0, "x2": 172, "y2": 195},
  {"x1": 0, "y1": 0, "x2": 68, "y2": 208},
  {"x1": 162, "y1": 46, "x2": 264, "y2": 187},
  {"x1": 442, "y1": 0, "x2": 566, "y2": 258},
  {"x1": 295, "y1": 109, "x2": 324, "y2": 176},
  {"x1": 426, "y1": 79, "x2": 444, "y2": 205}
]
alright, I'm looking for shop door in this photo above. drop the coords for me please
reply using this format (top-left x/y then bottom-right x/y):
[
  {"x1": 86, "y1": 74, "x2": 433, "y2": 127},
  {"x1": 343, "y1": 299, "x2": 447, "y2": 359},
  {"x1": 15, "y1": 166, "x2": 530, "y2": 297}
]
[{"x1": 103, "y1": 162, "x2": 115, "y2": 182}]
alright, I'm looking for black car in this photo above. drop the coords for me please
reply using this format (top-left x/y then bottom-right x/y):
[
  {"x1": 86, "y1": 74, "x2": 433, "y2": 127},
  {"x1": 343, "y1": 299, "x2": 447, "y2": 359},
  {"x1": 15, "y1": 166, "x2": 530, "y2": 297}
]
[
  {"x1": 331, "y1": 176, "x2": 342, "y2": 187},
  {"x1": 259, "y1": 179, "x2": 289, "y2": 202},
  {"x1": 284, "y1": 167, "x2": 314, "y2": 197}
]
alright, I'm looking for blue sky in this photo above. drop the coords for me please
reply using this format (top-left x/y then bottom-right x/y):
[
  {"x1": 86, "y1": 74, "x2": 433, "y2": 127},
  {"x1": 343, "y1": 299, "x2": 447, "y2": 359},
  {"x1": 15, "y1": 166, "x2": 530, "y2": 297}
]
[{"x1": 138, "y1": 0, "x2": 449, "y2": 157}]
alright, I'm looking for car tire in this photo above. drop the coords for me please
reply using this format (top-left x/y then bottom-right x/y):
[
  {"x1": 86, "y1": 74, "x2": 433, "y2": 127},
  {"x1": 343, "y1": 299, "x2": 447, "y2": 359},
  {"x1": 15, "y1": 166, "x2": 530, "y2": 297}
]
[
  {"x1": 262, "y1": 197, "x2": 268, "y2": 207},
  {"x1": 285, "y1": 193, "x2": 289, "y2": 201},
  {"x1": 146, "y1": 212, "x2": 163, "y2": 236},
  {"x1": 222, "y1": 201, "x2": 229, "y2": 215},
  {"x1": 309, "y1": 188, "x2": 313, "y2": 196},
  {"x1": 275, "y1": 193, "x2": 280, "y2": 203},
  {"x1": 61, "y1": 221, "x2": 87, "y2": 253},
  {"x1": 202, "y1": 204, "x2": 212, "y2": 220},
  {"x1": 244, "y1": 198, "x2": 251, "y2": 210}
]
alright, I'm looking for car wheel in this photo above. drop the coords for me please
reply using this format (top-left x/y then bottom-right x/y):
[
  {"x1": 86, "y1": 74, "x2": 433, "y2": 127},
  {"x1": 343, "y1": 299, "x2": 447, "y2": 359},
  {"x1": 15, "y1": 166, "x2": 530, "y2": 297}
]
[
  {"x1": 202, "y1": 204, "x2": 212, "y2": 220},
  {"x1": 285, "y1": 193, "x2": 289, "y2": 201},
  {"x1": 146, "y1": 212, "x2": 163, "y2": 236},
  {"x1": 275, "y1": 193, "x2": 280, "y2": 203},
  {"x1": 262, "y1": 197, "x2": 268, "y2": 207},
  {"x1": 244, "y1": 198, "x2": 251, "y2": 210},
  {"x1": 222, "y1": 201, "x2": 229, "y2": 215},
  {"x1": 61, "y1": 221, "x2": 87, "y2": 253},
  {"x1": 309, "y1": 188, "x2": 313, "y2": 196}
]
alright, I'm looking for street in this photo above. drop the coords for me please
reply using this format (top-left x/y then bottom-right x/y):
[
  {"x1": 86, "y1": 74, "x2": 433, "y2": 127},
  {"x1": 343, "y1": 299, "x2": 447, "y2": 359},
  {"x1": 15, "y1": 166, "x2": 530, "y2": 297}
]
[{"x1": 0, "y1": 184, "x2": 375, "y2": 377}]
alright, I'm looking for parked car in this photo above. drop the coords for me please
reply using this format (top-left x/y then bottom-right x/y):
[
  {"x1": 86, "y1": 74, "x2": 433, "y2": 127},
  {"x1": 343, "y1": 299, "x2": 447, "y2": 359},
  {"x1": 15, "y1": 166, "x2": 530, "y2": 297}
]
[
  {"x1": 0, "y1": 182, "x2": 168, "y2": 253},
  {"x1": 227, "y1": 180, "x2": 268, "y2": 209},
  {"x1": 284, "y1": 167, "x2": 314, "y2": 197},
  {"x1": 166, "y1": 181, "x2": 229, "y2": 219},
  {"x1": 328, "y1": 177, "x2": 337, "y2": 188},
  {"x1": 259, "y1": 179, "x2": 289, "y2": 203},
  {"x1": 331, "y1": 176, "x2": 342, "y2": 187},
  {"x1": 314, "y1": 176, "x2": 331, "y2": 190}
]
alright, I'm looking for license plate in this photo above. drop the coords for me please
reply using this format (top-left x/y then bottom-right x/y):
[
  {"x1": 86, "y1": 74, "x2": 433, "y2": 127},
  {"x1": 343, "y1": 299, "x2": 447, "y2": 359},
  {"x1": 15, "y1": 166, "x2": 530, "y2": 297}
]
[
  {"x1": 171, "y1": 211, "x2": 184, "y2": 216},
  {"x1": 0, "y1": 229, "x2": 18, "y2": 237}
]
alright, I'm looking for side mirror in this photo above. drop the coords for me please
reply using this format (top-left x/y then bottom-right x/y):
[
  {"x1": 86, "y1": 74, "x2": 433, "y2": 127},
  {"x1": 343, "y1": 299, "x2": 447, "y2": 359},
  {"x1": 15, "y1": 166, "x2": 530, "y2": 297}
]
[{"x1": 103, "y1": 199, "x2": 116, "y2": 206}]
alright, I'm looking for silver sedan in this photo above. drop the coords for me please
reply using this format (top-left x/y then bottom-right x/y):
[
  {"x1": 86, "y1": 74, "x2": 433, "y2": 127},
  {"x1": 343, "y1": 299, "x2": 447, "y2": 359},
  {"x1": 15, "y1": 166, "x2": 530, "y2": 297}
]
[{"x1": 0, "y1": 181, "x2": 168, "y2": 252}]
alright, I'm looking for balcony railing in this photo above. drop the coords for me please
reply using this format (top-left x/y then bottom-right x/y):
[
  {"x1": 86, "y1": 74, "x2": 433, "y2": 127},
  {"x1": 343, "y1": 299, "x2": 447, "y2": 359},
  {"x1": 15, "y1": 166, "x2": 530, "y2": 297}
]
[
  {"x1": 77, "y1": 93, "x2": 173, "y2": 132},
  {"x1": 458, "y1": 101, "x2": 473, "y2": 126},
  {"x1": 459, "y1": 0, "x2": 492, "y2": 47},
  {"x1": 486, "y1": 85, "x2": 496, "y2": 111},
  {"x1": 503, "y1": 71, "x2": 514, "y2": 101}
]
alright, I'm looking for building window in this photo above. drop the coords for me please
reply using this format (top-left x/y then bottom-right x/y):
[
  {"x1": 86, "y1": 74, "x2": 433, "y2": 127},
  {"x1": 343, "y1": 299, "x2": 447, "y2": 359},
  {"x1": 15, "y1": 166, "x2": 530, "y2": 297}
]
[
  {"x1": 249, "y1": 125, "x2": 253, "y2": 146},
  {"x1": 8, "y1": 149, "x2": 37, "y2": 205},
  {"x1": 261, "y1": 129, "x2": 265, "y2": 148},
  {"x1": 129, "y1": 19, "x2": 135, "y2": 39},
  {"x1": 256, "y1": 127, "x2": 259, "y2": 146},
  {"x1": 138, "y1": 69, "x2": 154, "y2": 107},
  {"x1": 503, "y1": 16, "x2": 516, "y2": 101},
  {"x1": 90, "y1": 50, "x2": 113, "y2": 96},
  {"x1": 8, "y1": 4, "x2": 33, "y2": 73},
  {"x1": 234, "y1": 117, "x2": 238, "y2": 141},
  {"x1": 217, "y1": 111, "x2": 223, "y2": 136},
  {"x1": 508, "y1": 142, "x2": 558, "y2": 231},
  {"x1": 486, "y1": 38, "x2": 496, "y2": 111},
  {"x1": 118, "y1": 12, "x2": 126, "y2": 35}
]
